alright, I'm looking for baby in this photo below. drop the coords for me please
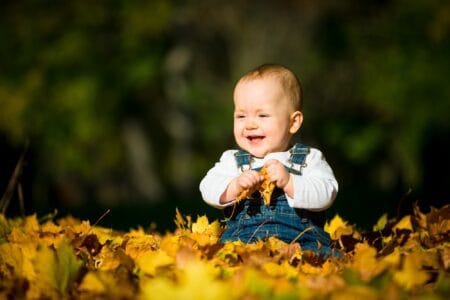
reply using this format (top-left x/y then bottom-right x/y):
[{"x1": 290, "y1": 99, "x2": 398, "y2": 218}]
[{"x1": 200, "y1": 64, "x2": 338, "y2": 257}]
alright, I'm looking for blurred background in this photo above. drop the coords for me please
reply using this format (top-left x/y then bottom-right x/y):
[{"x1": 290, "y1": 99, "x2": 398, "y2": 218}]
[{"x1": 1, "y1": 0, "x2": 449, "y2": 231}]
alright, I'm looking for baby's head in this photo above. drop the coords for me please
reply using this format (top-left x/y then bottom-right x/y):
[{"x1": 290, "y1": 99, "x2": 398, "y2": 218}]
[
  {"x1": 233, "y1": 64, "x2": 303, "y2": 157},
  {"x1": 237, "y1": 64, "x2": 303, "y2": 112}
]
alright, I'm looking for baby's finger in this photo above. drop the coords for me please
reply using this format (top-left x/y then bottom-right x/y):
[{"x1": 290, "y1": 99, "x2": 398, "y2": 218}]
[
  {"x1": 241, "y1": 176, "x2": 256, "y2": 188},
  {"x1": 240, "y1": 172, "x2": 260, "y2": 188},
  {"x1": 266, "y1": 171, "x2": 278, "y2": 183},
  {"x1": 248, "y1": 170, "x2": 263, "y2": 182}
]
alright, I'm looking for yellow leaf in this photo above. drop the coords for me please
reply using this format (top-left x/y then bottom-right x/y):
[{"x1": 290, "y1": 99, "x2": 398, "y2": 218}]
[
  {"x1": 78, "y1": 271, "x2": 106, "y2": 293},
  {"x1": 214, "y1": 241, "x2": 240, "y2": 264},
  {"x1": 124, "y1": 232, "x2": 159, "y2": 260},
  {"x1": 24, "y1": 214, "x2": 40, "y2": 233},
  {"x1": 0, "y1": 242, "x2": 36, "y2": 280},
  {"x1": 91, "y1": 226, "x2": 118, "y2": 245},
  {"x1": 41, "y1": 221, "x2": 62, "y2": 234},
  {"x1": 174, "y1": 207, "x2": 187, "y2": 230},
  {"x1": 237, "y1": 167, "x2": 275, "y2": 205},
  {"x1": 135, "y1": 249, "x2": 174, "y2": 276},
  {"x1": 382, "y1": 234, "x2": 393, "y2": 245},
  {"x1": 258, "y1": 167, "x2": 276, "y2": 206},
  {"x1": 351, "y1": 242, "x2": 385, "y2": 281},
  {"x1": 160, "y1": 235, "x2": 180, "y2": 257},
  {"x1": 266, "y1": 236, "x2": 289, "y2": 251},
  {"x1": 78, "y1": 270, "x2": 136, "y2": 299},
  {"x1": 263, "y1": 261, "x2": 297, "y2": 278},
  {"x1": 94, "y1": 245, "x2": 122, "y2": 271},
  {"x1": 71, "y1": 220, "x2": 92, "y2": 235},
  {"x1": 191, "y1": 215, "x2": 209, "y2": 233},
  {"x1": 300, "y1": 260, "x2": 337, "y2": 276},
  {"x1": 140, "y1": 260, "x2": 228, "y2": 300},
  {"x1": 381, "y1": 247, "x2": 401, "y2": 267},
  {"x1": 190, "y1": 215, "x2": 222, "y2": 245},
  {"x1": 8, "y1": 226, "x2": 37, "y2": 244},
  {"x1": 2, "y1": 206, "x2": 447, "y2": 299},
  {"x1": 39, "y1": 221, "x2": 66, "y2": 247},
  {"x1": 300, "y1": 262, "x2": 324, "y2": 275},
  {"x1": 208, "y1": 220, "x2": 222, "y2": 236},
  {"x1": 189, "y1": 232, "x2": 213, "y2": 246},
  {"x1": 139, "y1": 277, "x2": 177, "y2": 300},
  {"x1": 325, "y1": 214, "x2": 353, "y2": 240},
  {"x1": 191, "y1": 215, "x2": 222, "y2": 236},
  {"x1": 393, "y1": 215, "x2": 413, "y2": 231},
  {"x1": 393, "y1": 252, "x2": 430, "y2": 290}
]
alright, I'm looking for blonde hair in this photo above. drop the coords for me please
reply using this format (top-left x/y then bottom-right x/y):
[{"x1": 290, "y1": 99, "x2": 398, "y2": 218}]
[{"x1": 237, "y1": 64, "x2": 303, "y2": 111}]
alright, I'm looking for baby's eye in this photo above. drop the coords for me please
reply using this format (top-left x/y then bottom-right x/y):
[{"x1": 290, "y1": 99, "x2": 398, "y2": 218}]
[
  {"x1": 258, "y1": 114, "x2": 270, "y2": 118},
  {"x1": 235, "y1": 114, "x2": 245, "y2": 119}
]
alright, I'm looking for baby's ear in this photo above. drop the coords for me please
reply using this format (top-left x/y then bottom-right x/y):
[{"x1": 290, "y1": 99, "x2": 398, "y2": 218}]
[{"x1": 289, "y1": 111, "x2": 303, "y2": 134}]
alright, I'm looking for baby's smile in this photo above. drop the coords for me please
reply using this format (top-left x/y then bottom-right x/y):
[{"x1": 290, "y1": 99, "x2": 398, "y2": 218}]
[{"x1": 246, "y1": 134, "x2": 265, "y2": 144}]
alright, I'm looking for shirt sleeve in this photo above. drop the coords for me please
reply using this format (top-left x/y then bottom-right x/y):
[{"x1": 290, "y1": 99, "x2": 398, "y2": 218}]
[
  {"x1": 199, "y1": 150, "x2": 239, "y2": 208},
  {"x1": 285, "y1": 148, "x2": 338, "y2": 211}
]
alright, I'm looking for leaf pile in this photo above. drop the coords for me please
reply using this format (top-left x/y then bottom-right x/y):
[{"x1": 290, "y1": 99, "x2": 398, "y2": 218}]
[{"x1": 0, "y1": 204, "x2": 449, "y2": 299}]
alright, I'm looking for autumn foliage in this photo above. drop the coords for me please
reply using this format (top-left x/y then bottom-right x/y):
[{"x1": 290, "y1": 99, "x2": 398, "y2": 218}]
[{"x1": 0, "y1": 204, "x2": 449, "y2": 299}]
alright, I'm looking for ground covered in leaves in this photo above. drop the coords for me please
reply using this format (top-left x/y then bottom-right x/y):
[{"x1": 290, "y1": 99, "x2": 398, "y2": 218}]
[{"x1": 0, "y1": 204, "x2": 449, "y2": 299}]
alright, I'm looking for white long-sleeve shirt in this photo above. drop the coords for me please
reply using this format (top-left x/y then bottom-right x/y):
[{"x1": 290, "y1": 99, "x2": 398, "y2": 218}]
[{"x1": 199, "y1": 147, "x2": 338, "y2": 211}]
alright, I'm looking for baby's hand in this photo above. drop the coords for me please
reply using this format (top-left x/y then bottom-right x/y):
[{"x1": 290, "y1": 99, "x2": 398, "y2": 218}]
[
  {"x1": 235, "y1": 170, "x2": 263, "y2": 191},
  {"x1": 220, "y1": 170, "x2": 263, "y2": 204},
  {"x1": 264, "y1": 159, "x2": 291, "y2": 189},
  {"x1": 233, "y1": 170, "x2": 263, "y2": 202}
]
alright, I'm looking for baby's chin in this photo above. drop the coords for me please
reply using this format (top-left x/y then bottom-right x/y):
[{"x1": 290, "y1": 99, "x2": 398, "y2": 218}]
[{"x1": 250, "y1": 152, "x2": 267, "y2": 159}]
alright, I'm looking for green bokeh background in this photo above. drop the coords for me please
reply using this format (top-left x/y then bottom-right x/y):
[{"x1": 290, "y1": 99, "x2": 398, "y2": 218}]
[{"x1": 1, "y1": 0, "x2": 449, "y2": 231}]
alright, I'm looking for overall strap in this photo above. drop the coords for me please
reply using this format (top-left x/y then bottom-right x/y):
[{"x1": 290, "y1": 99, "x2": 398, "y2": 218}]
[
  {"x1": 234, "y1": 149, "x2": 252, "y2": 171},
  {"x1": 287, "y1": 143, "x2": 310, "y2": 175},
  {"x1": 234, "y1": 144, "x2": 310, "y2": 174}
]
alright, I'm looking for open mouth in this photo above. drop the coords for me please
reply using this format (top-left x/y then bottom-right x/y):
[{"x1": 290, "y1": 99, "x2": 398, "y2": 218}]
[{"x1": 246, "y1": 135, "x2": 265, "y2": 143}]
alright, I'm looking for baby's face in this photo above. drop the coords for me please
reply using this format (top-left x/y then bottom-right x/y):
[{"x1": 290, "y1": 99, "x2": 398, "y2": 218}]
[{"x1": 233, "y1": 77, "x2": 302, "y2": 158}]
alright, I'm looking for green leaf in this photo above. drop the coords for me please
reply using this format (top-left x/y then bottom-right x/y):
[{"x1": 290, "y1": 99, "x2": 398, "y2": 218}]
[
  {"x1": 34, "y1": 240, "x2": 83, "y2": 294},
  {"x1": 373, "y1": 214, "x2": 388, "y2": 232}
]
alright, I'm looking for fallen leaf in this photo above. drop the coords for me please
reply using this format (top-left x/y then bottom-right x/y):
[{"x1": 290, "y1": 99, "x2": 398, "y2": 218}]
[
  {"x1": 393, "y1": 252, "x2": 430, "y2": 290},
  {"x1": 373, "y1": 213, "x2": 388, "y2": 232},
  {"x1": 324, "y1": 214, "x2": 353, "y2": 240},
  {"x1": 393, "y1": 215, "x2": 413, "y2": 232}
]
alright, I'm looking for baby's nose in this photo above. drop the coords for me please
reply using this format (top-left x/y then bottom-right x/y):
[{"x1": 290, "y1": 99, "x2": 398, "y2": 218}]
[{"x1": 245, "y1": 117, "x2": 258, "y2": 129}]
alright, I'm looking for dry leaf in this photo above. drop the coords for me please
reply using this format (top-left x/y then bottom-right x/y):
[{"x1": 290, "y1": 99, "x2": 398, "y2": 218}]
[
  {"x1": 236, "y1": 167, "x2": 275, "y2": 205},
  {"x1": 0, "y1": 204, "x2": 449, "y2": 299},
  {"x1": 324, "y1": 214, "x2": 353, "y2": 240},
  {"x1": 393, "y1": 252, "x2": 430, "y2": 290}
]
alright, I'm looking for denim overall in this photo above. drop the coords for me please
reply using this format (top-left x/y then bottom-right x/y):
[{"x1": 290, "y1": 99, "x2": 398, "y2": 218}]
[{"x1": 220, "y1": 144, "x2": 335, "y2": 257}]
